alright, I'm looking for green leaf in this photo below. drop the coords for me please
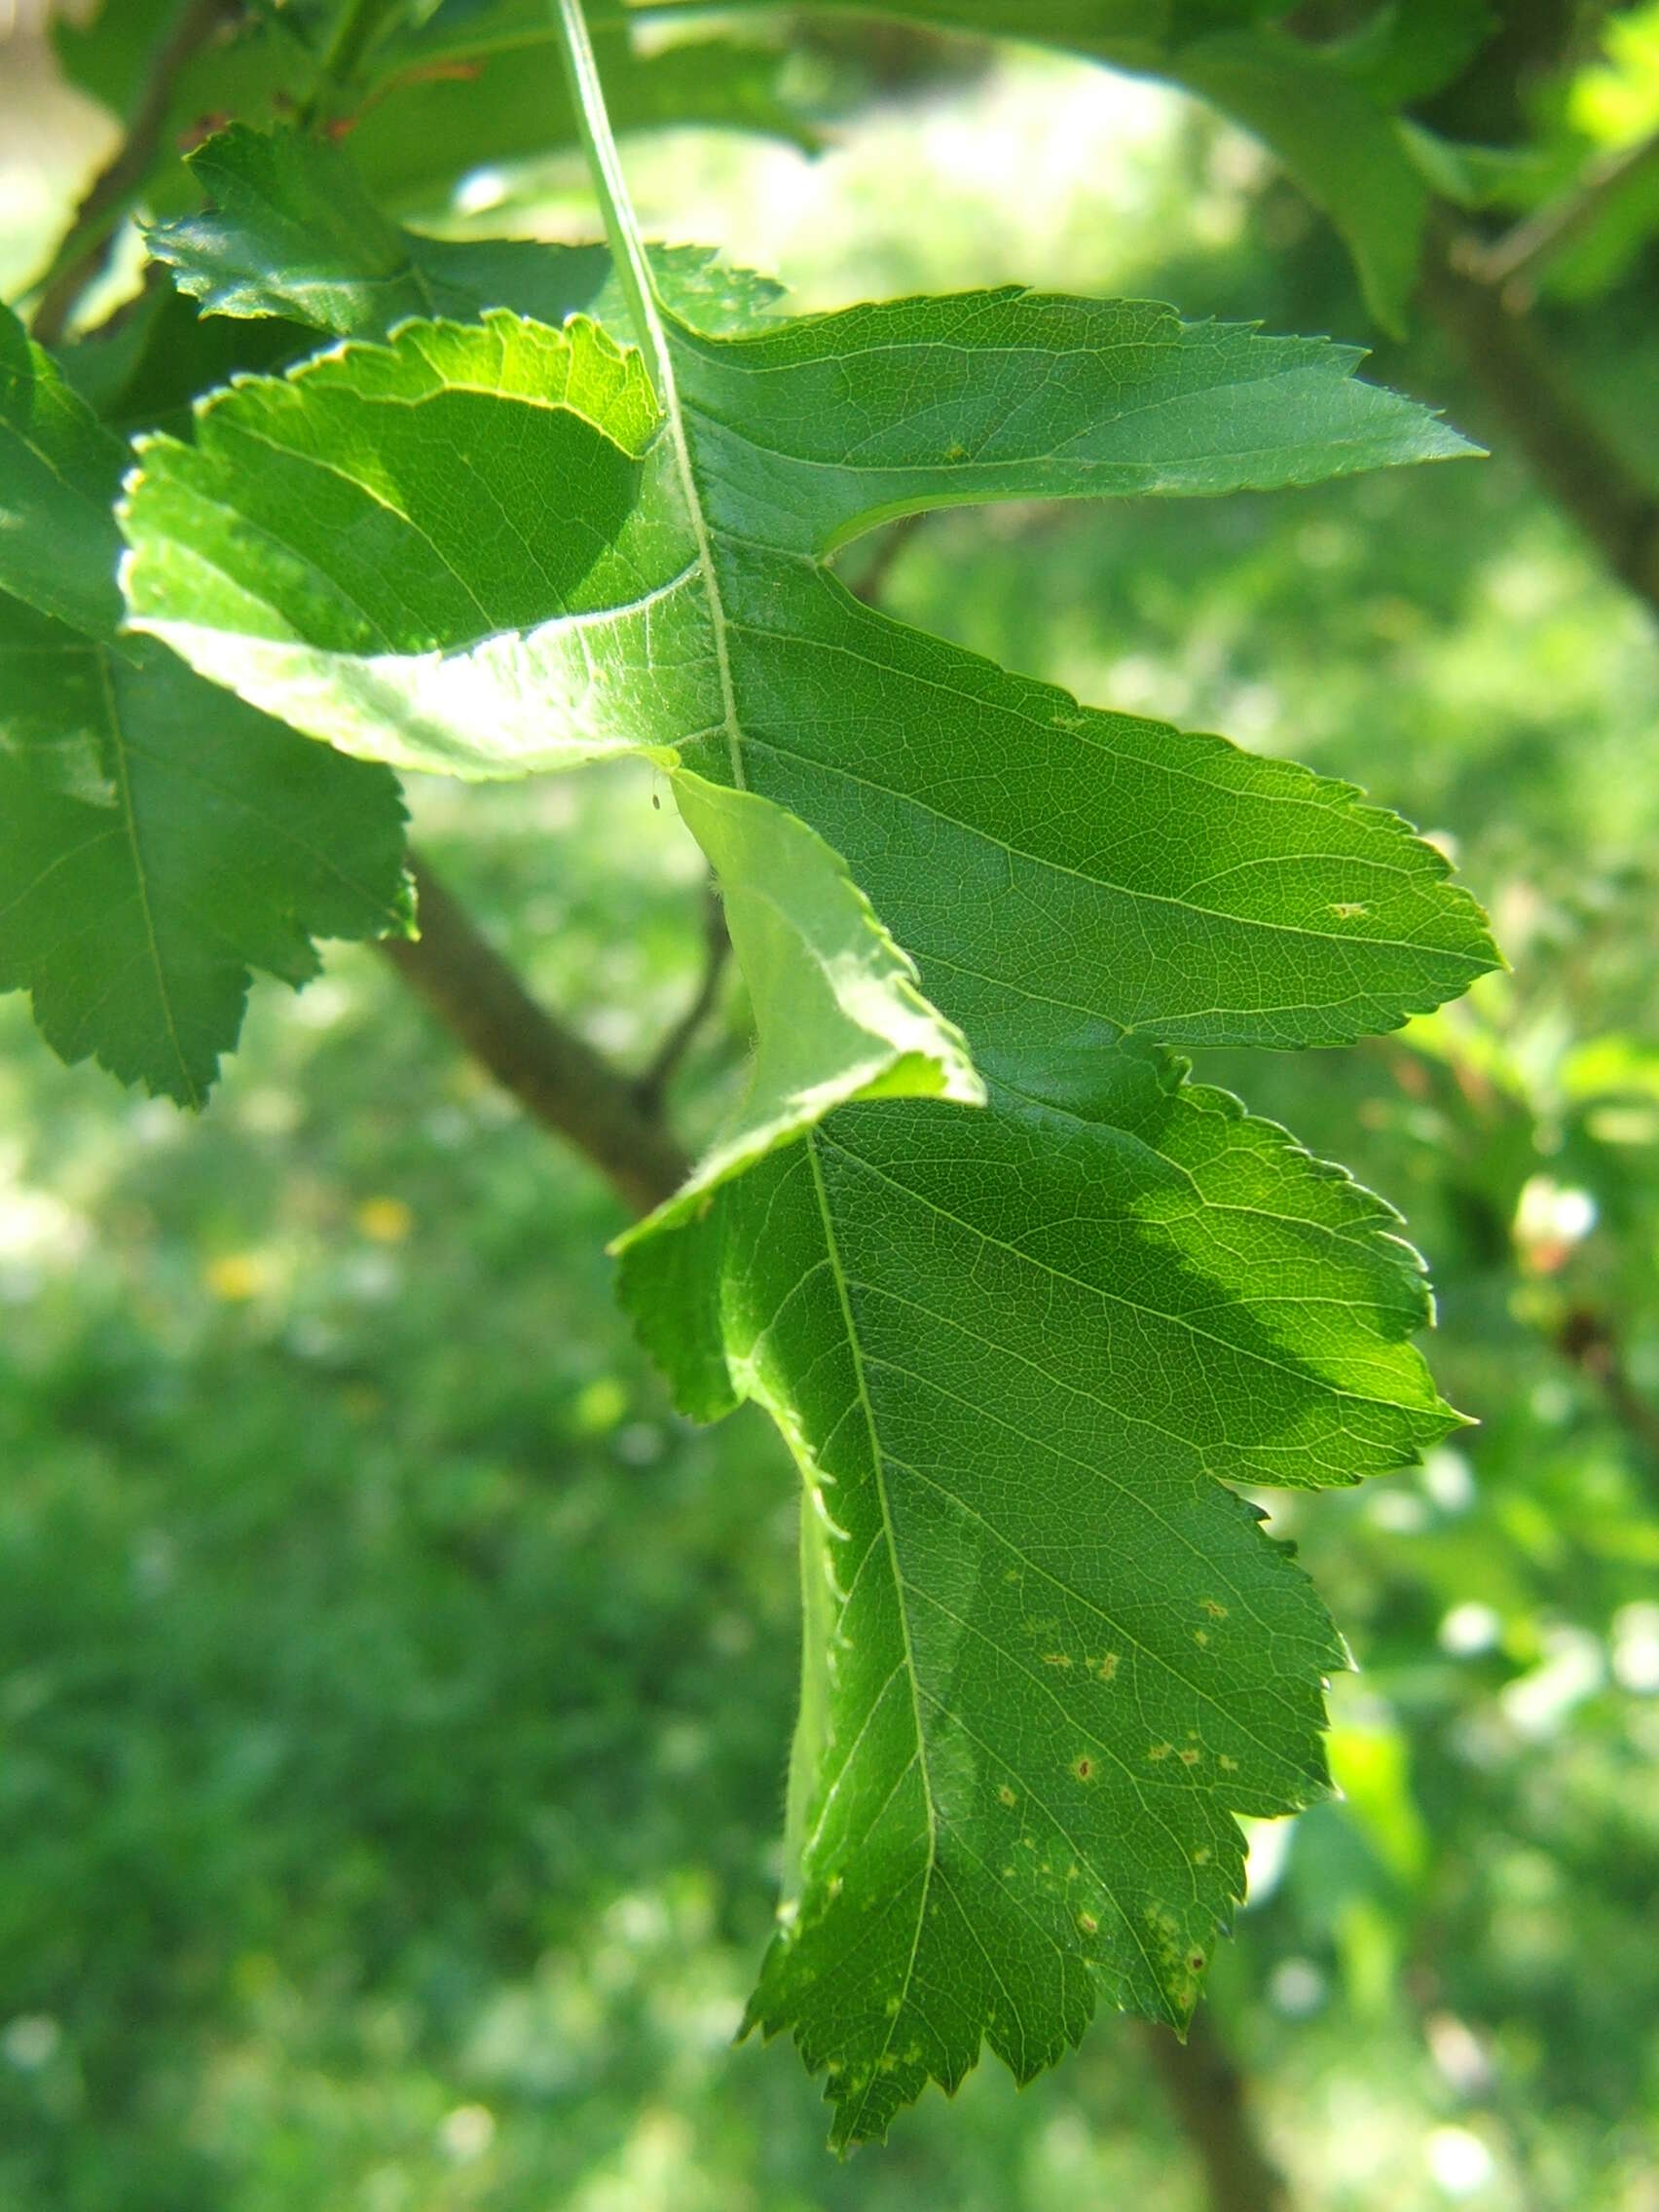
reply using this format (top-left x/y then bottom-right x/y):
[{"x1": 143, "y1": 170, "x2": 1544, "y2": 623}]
[
  {"x1": 0, "y1": 305, "x2": 127, "y2": 638},
  {"x1": 57, "y1": 280, "x2": 314, "y2": 441},
  {"x1": 0, "y1": 304, "x2": 411, "y2": 1102},
  {"x1": 1322, "y1": 0, "x2": 1494, "y2": 109},
  {"x1": 39, "y1": 2, "x2": 806, "y2": 301},
  {"x1": 0, "y1": 598, "x2": 411, "y2": 1105},
  {"x1": 148, "y1": 126, "x2": 785, "y2": 341},
  {"x1": 631, "y1": 773, "x2": 983, "y2": 1235},
  {"x1": 618, "y1": 1041, "x2": 1454, "y2": 2143},
  {"x1": 1173, "y1": 30, "x2": 1431, "y2": 335},
  {"x1": 118, "y1": 216, "x2": 1496, "y2": 2130},
  {"x1": 346, "y1": 17, "x2": 817, "y2": 209},
  {"x1": 122, "y1": 291, "x2": 1489, "y2": 1049}
]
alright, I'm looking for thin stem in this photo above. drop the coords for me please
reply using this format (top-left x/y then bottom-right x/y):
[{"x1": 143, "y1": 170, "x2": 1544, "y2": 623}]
[
  {"x1": 30, "y1": 0, "x2": 240, "y2": 347},
  {"x1": 1139, "y1": 2014, "x2": 1290, "y2": 2212},
  {"x1": 1421, "y1": 237, "x2": 1659, "y2": 619},
  {"x1": 550, "y1": 0, "x2": 669, "y2": 399},
  {"x1": 380, "y1": 852, "x2": 689, "y2": 1217},
  {"x1": 299, "y1": 0, "x2": 405, "y2": 124},
  {"x1": 1462, "y1": 129, "x2": 1659, "y2": 307},
  {"x1": 1556, "y1": 1305, "x2": 1659, "y2": 1480},
  {"x1": 546, "y1": 0, "x2": 748, "y2": 789},
  {"x1": 634, "y1": 879, "x2": 729, "y2": 1113}
]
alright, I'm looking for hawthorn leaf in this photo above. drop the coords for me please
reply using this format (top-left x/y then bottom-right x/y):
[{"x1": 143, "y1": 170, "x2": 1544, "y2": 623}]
[
  {"x1": 147, "y1": 126, "x2": 784, "y2": 343},
  {"x1": 617, "y1": 1042, "x2": 1455, "y2": 2143},
  {"x1": 343, "y1": 19, "x2": 816, "y2": 209},
  {"x1": 0, "y1": 305, "x2": 127, "y2": 638},
  {"x1": 1173, "y1": 29, "x2": 1431, "y2": 334},
  {"x1": 0, "y1": 599, "x2": 412, "y2": 1104},
  {"x1": 58, "y1": 281, "x2": 313, "y2": 441},
  {"x1": 121, "y1": 294, "x2": 1492, "y2": 1051},
  {"x1": 0, "y1": 304, "x2": 411, "y2": 1103}
]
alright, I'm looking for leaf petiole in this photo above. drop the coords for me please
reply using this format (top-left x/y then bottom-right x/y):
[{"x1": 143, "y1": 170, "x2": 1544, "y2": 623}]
[
  {"x1": 547, "y1": 0, "x2": 674, "y2": 402},
  {"x1": 546, "y1": 0, "x2": 749, "y2": 790}
]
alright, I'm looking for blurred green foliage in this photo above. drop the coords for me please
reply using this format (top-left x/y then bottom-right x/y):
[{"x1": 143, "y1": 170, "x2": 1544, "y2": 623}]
[{"x1": 2, "y1": 14, "x2": 1658, "y2": 2211}]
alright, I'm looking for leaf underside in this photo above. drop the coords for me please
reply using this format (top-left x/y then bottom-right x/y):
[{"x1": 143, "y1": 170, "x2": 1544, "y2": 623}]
[{"x1": 110, "y1": 126, "x2": 1497, "y2": 2138}]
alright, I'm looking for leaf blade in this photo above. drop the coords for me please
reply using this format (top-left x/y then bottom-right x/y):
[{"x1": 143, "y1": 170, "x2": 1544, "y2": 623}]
[
  {"x1": 0, "y1": 304, "x2": 126, "y2": 639},
  {"x1": 0, "y1": 600, "x2": 412, "y2": 1104},
  {"x1": 620, "y1": 1042, "x2": 1443, "y2": 2140},
  {"x1": 0, "y1": 303, "x2": 413, "y2": 1101},
  {"x1": 120, "y1": 300, "x2": 1493, "y2": 1051}
]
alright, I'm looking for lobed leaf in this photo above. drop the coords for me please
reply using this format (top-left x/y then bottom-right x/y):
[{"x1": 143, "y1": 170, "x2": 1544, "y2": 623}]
[
  {"x1": 42, "y1": 0, "x2": 806, "y2": 289},
  {"x1": 619, "y1": 1040, "x2": 1455, "y2": 2141},
  {"x1": 0, "y1": 307, "x2": 128, "y2": 639},
  {"x1": 121, "y1": 284, "x2": 1492, "y2": 1054},
  {"x1": 0, "y1": 305, "x2": 411, "y2": 1103},
  {"x1": 0, "y1": 602, "x2": 411, "y2": 1105},
  {"x1": 148, "y1": 126, "x2": 785, "y2": 343}
]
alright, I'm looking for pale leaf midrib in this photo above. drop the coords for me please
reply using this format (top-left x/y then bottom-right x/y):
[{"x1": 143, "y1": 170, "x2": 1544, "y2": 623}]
[
  {"x1": 803, "y1": 1130, "x2": 936, "y2": 2132},
  {"x1": 94, "y1": 646, "x2": 196, "y2": 1102}
]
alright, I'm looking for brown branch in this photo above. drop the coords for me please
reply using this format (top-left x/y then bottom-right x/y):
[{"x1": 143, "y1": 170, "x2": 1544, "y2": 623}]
[
  {"x1": 1556, "y1": 1305, "x2": 1659, "y2": 1474},
  {"x1": 30, "y1": 0, "x2": 242, "y2": 348},
  {"x1": 379, "y1": 852, "x2": 689, "y2": 1216},
  {"x1": 1140, "y1": 2014, "x2": 1290, "y2": 2212},
  {"x1": 298, "y1": 0, "x2": 407, "y2": 127},
  {"x1": 845, "y1": 510, "x2": 929, "y2": 606},
  {"x1": 1420, "y1": 240, "x2": 1659, "y2": 619},
  {"x1": 633, "y1": 877, "x2": 729, "y2": 1116},
  {"x1": 1460, "y1": 130, "x2": 1659, "y2": 309}
]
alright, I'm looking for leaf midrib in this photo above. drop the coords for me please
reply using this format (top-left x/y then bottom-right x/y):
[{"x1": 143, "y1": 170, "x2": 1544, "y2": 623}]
[
  {"x1": 803, "y1": 1130, "x2": 937, "y2": 2130},
  {"x1": 94, "y1": 645, "x2": 197, "y2": 1103}
]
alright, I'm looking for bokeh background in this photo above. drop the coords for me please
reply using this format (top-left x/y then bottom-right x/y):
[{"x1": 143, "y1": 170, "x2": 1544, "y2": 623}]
[{"x1": 3, "y1": 7, "x2": 1658, "y2": 2209}]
